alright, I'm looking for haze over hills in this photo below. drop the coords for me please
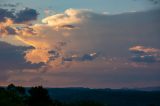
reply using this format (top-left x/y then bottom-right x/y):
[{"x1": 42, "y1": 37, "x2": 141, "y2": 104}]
[
  {"x1": 133, "y1": 86, "x2": 160, "y2": 91},
  {"x1": 1, "y1": 85, "x2": 160, "y2": 106},
  {"x1": 47, "y1": 87, "x2": 160, "y2": 106}
]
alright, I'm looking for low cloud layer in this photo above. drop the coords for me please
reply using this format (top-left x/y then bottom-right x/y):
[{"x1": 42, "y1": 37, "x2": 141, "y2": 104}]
[{"x1": 129, "y1": 46, "x2": 160, "y2": 63}]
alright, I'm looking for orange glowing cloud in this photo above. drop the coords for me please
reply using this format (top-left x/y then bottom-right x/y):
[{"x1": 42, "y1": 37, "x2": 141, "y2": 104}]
[
  {"x1": 129, "y1": 46, "x2": 160, "y2": 53},
  {"x1": 15, "y1": 36, "x2": 53, "y2": 64},
  {"x1": 0, "y1": 18, "x2": 15, "y2": 37},
  {"x1": 25, "y1": 49, "x2": 51, "y2": 64}
]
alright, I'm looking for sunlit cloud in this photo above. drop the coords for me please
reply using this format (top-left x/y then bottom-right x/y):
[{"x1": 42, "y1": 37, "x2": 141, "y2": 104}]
[
  {"x1": 25, "y1": 49, "x2": 51, "y2": 64},
  {"x1": 129, "y1": 46, "x2": 160, "y2": 63},
  {"x1": 0, "y1": 18, "x2": 15, "y2": 37},
  {"x1": 129, "y1": 46, "x2": 160, "y2": 54},
  {"x1": 42, "y1": 8, "x2": 82, "y2": 27}
]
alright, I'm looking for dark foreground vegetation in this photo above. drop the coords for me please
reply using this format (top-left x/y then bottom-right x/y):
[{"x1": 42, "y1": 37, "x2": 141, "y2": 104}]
[{"x1": 0, "y1": 84, "x2": 160, "y2": 106}]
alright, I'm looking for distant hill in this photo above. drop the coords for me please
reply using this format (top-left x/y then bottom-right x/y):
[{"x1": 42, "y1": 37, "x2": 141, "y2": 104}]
[
  {"x1": 133, "y1": 86, "x2": 160, "y2": 91},
  {"x1": 1, "y1": 86, "x2": 160, "y2": 106},
  {"x1": 47, "y1": 87, "x2": 160, "y2": 106}
]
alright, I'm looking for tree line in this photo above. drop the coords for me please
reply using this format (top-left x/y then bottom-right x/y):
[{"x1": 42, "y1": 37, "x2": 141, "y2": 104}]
[{"x1": 0, "y1": 84, "x2": 105, "y2": 106}]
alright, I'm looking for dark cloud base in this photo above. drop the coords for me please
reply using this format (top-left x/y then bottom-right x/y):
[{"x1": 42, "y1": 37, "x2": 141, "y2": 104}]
[{"x1": 0, "y1": 41, "x2": 43, "y2": 71}]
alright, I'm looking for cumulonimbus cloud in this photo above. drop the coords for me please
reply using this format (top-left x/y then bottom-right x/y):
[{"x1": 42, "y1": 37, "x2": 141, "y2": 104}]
[
  {"x1": 1, "y1": 7, "x2": 160, "y2": 87},
  {"x1": 1, "y1": 8, "x2": 99, "y2": 67},
  {"x1": 1, "y1": 8, "x2": 160, "y2": 68}
]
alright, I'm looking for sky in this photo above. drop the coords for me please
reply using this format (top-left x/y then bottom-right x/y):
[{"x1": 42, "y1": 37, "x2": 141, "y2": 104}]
[{"x1": 0, "y1": 0, "x2": 160, "y2": 88}]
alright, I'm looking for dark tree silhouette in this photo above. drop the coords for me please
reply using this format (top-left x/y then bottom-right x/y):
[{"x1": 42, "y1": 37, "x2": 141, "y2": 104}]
[
  {"x1": 0, "y1": 84, "x2": 25, "y2": 106},
  {"x1": 1, "y1": 84, "x2": 62, "y2": 106},
  {"x1": 27, "y1": 86, "x2": 53, "y2": 106},
  {"x1": 16, "y1": 86, "x2": 26, "y2": 95},
  {"x1": 7, "y1": 83, "x2": 16, "y2": 91},
  {"x1": 149, "y1": 104, "x2": 156, "y2": 106},
  {"x1": 7, "y1": 84, "x2": 26, "y2": 96}
]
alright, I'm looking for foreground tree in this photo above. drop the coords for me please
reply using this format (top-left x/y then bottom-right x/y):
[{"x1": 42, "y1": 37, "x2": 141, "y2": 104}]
[
  {"x1": 0, "y1": 84, "x2": 25, "y2": 106},
  {"x1": 7, "y1": 84, "x2": 26, "y2": 95},
  {"x1": 27, "y1": 86, "x2": 53, "y2": 106}
]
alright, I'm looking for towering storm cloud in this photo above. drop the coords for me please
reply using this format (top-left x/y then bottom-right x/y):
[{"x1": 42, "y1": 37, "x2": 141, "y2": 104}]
[
  {"x1": 1, "y1": 8, "x2": 160, "y2": 66},
  {"x1": 0, "y1": 7, "x2": 160, "y2": 87}
]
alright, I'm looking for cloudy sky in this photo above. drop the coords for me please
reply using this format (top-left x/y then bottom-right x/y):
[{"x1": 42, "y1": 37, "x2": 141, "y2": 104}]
[{"x1": 0, "y1": 0, "x2": 160, "y2": 88}]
